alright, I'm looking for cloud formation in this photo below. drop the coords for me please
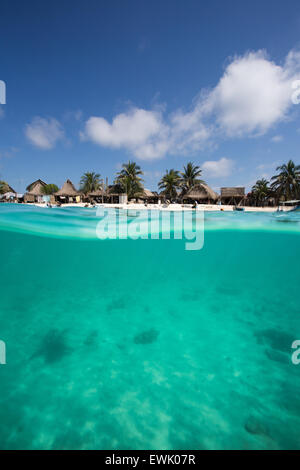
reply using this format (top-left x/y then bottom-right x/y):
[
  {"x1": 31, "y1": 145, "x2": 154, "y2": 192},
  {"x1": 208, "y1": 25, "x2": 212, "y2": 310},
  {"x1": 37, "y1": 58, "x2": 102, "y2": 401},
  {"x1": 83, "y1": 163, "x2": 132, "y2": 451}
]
[
  {"x1": 81, "y1": 48, "x2": 300, "y2": 159},
  {"x1": 270, "y1": 134, "x2": 283, "y2": 143},
  {"x1": 205, "y1": 50, "x2": 297, "y2": 136},
  {"x1": 82, "y1": 109, "x2": 170, "y2": 160},
  {"x1": 202, "y1": 157, "x2": 234, "y2": 178},
  {"x1": 25, "y1": 117, "x2": 64, "y2": 149}
]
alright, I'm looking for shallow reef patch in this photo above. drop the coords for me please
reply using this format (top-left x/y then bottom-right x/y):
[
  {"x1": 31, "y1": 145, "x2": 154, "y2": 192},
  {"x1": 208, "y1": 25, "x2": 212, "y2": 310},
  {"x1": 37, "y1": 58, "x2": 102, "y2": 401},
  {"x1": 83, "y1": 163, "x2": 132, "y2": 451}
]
[
  {"x1": 32, "y1": 328, "x2": 71, "y2": 363},
  {"x1": 254, "y1": 328, "x2": 294, "y2": 354},
  {"x1": 133, "y1": 328, "x2": 159, "y2": 345}
]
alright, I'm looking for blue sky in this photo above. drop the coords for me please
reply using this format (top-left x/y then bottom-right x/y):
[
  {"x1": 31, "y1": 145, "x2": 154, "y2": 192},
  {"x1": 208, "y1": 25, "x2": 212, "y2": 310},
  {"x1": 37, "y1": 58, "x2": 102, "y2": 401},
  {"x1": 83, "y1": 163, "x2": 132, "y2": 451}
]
[{"x1": 1, "y1": 0, "x2": 300, "y2": 192}]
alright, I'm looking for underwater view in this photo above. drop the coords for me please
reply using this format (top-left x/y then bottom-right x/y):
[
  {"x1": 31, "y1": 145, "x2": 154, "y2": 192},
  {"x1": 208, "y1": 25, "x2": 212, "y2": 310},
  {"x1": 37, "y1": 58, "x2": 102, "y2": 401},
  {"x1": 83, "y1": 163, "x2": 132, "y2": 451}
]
[{"x1": 0, "y1": 204, "x2": 300, "y2": 450}]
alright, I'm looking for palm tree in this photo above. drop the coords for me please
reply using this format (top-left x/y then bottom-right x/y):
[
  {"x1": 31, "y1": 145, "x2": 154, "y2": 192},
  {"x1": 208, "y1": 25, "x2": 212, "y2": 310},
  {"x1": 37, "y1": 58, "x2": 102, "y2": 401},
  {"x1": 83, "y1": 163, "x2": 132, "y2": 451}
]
[
  {"x1": 41, "y1": 184, "x2": 59, "y2": 195},
  {"x1": 180, "y1": 162, "x2": 204, "y2": 192},
  {"x1": 158, "y1": 169, "x2": 181, "y2": 200},
  {"x1": 115, "y1": 161, "x2": 144, "y2": 199},
  {"x1": 80, "y1": 172, "x2": 102, "y2": 194},
  {"x1": 251, "y1": 178, "x2": 270, "y2": 206},
  {"x1": 271, "y1": 160, "x2": 300, "y2": 201}
]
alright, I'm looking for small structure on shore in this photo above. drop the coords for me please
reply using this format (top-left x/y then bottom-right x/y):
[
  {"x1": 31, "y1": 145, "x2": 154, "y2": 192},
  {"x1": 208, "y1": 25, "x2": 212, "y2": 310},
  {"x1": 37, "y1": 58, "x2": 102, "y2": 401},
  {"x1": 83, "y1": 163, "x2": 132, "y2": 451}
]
[
  {"x1": 24, "y1": 179, "x2": 47, "y2": 203},
  {"x1": 181, "y1": 183, "x2": 218, "y2": 204},
  {"x1": 221, "y1": 187, "x2": 245, "y2": 205},
  {"x1": 106, "y1": 184, "x2": 124, "y2": 204},
  {"x1": 279, "y1": 200, "x2": 300, "y2": 212},
  {"x1": 1, "y1": 183, "x2": 15, "y2": 193},
  {"x1": 140, "y1": 189, "x2": 160, "y2": 204},
  {"x1": 0, "y1": 182, "x2": 17, "y2": 202},
  {"x1": 87, "y1": 189, "x2": 107, "y2": 204},
  {"x1": 119, "y1": 193, "x2": 128, "y2": 204},
  {"x1": 55, "y1": 179, "x2": 81, "y2": 204},
  {"x1": 158, "y1": 191, "x2": 169, "y2": 203}
]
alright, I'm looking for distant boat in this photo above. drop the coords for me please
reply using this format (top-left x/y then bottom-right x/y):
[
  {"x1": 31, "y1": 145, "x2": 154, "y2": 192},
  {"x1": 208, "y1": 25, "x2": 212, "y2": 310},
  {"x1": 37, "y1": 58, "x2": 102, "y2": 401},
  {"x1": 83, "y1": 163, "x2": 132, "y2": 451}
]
[
  {"x1": 234, "y1": 206, "x2": 245, "y2": 212},
  {"x1": 279, "y1": 200, "x2": 300, "y2": 212}
]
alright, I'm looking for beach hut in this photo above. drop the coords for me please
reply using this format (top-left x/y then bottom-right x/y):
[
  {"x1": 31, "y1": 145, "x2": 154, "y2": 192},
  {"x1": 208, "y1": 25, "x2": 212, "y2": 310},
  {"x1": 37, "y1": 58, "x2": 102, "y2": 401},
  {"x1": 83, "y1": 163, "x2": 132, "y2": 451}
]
[
  {"x1": 0, "y1": 192, "x2": 15, "y2": 202},
  {"x1": 87, "y1": 189, "x2": 107, "y2": 204},
  {"x1": 55, "y1": 179, "x2": 81, "y2": 204},
  {"x1": 139, "y1": 189, "x2": 160, "y2": 204},
  {"x1": 119, "y1": 193, "x2": 128, "y2": 204},
  {"x1": 158, "y1": 190, "x2": 180, "y2": 203},
  {"x1": 0, "y1": 183, "x2": 17, "y2": 202},
  {"x1": 106, "y1": 184, "x2": 124, "y2": 204},
  {"x1": 158, "y1": 191, "x2": 169, "y2": 203},
  {"x1": 24, "y1": 179, "x2": 47, "y2": 203},
  {"x1": 1, "y1": 183, "x2": 16, "y2": 193},
  {"x1": 0, "y1": 182, "x2": 16, "y2": 201},
  {"x1": 220, "y1": 187, "x2": 245, "y2": 206},
  {"x1": 181, "y1": 183, "x2": 219, "y2": 204}
]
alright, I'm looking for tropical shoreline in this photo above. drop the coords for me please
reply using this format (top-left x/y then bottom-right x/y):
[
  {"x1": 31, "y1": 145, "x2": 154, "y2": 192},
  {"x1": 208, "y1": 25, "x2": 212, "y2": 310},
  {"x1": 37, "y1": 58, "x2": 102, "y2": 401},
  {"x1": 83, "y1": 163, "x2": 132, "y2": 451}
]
[
  {"x1": 29, "y1": 202, "x2": 291, "y2": 212},
  {"x1": 1, "y1": 160, "x2": 300, "y2": 210}
]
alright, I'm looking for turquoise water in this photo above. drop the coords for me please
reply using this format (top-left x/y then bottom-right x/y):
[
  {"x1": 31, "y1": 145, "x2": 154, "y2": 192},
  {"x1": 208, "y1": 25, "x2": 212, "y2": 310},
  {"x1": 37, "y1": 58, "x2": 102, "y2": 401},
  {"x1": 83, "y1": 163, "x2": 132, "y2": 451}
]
[{"x1": 0, "y1": 204, "x2": 300, "y2": 450}]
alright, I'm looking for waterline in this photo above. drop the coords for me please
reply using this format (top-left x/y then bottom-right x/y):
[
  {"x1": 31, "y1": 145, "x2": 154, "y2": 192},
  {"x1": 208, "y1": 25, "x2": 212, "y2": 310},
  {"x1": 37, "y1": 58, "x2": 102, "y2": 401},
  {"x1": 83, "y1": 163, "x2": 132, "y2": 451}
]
[{"x1": 0, "y1": 206, "x2": 299, "y2": 449}]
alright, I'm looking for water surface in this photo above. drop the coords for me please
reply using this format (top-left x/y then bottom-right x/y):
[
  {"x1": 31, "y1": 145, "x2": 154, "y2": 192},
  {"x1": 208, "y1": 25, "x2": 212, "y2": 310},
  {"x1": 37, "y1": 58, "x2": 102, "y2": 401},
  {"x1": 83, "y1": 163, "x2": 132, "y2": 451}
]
[{"x1": 0, "y1": 204, "x2": 299, "y2": 449}]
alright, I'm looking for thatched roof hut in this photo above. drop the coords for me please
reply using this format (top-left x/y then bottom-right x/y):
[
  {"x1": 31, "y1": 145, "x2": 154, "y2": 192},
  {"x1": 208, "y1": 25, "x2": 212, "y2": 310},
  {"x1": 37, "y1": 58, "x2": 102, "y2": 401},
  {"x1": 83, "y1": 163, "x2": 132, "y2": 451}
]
[
  {"x1": 141, "y1": 189, "x2": 155, "y2": 197},
  {"x1": 0, "y1": 181, "x2": 17, "y2": 201},
  {"x1": 26, "y1": 179, "x2": 47, "y2": 196},
  {"x1": 7, "y1": 185, "x2": 16, "y2": 193},
  {"x1": 106, "y1": 184, "x2": 124, "y2": 196},
  {"x1": 221, "y1": 187, "x2": 245, "y2": 198},
  {"x1": 88, "y1": 189, "x2": 106, "y2": 197},
  {"x1": 221, "y1": 187, "x2": 245, "y2": 205},
  {"x1": 181, "y1": 183, "x2": 218, "y2": 202},
  {"x1": 0, "y1": 182, "x2": 16, "y2": 194},
  {"x1": 24, "y1": 179, "x2": 47, "y2": 202},
  {"x1": 104, "y1": 184, "x2": 126, "y2": 203},
  {"x1": 55, "y1": 179, "x2": 79, "y2": 196},
  {"x1": 139, "y1": 189, "x2": 159, "y2": 201},
  {"x1": 87, "y1": 188, "x2": 106, "y2": 202},
  {"x1": 142, "y1": 189, "x2": 155, "y2": 198}
]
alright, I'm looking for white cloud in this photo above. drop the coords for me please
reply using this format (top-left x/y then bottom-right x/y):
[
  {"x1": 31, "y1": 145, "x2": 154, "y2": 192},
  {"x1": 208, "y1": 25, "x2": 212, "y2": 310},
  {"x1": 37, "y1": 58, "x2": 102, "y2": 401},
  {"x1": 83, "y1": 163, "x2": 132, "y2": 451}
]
[
  {"x1": 202, "y1": 157, "x2": 234, "y2": 177},
  {"x1": 82, "y1": 48, "x2": 300, "y2": 159},
  {"x1": 81, "y1": 106, "x2": 211, "y2": 159},
  {"x1": 82, "y1": 108, "x2": 170, "y2": 160},
  {"x1": 169, "y1": 107, "x2": 211, "y2": 152},
  {"x1": 271, "y1": 134, "x2": 283, "y2": 142},
  {"x1": 204, "y1": 50, "x2": 298, "y2": 136},
  {"x1": 25, "y1": 117, "x2": 64, "y2": 149}
]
